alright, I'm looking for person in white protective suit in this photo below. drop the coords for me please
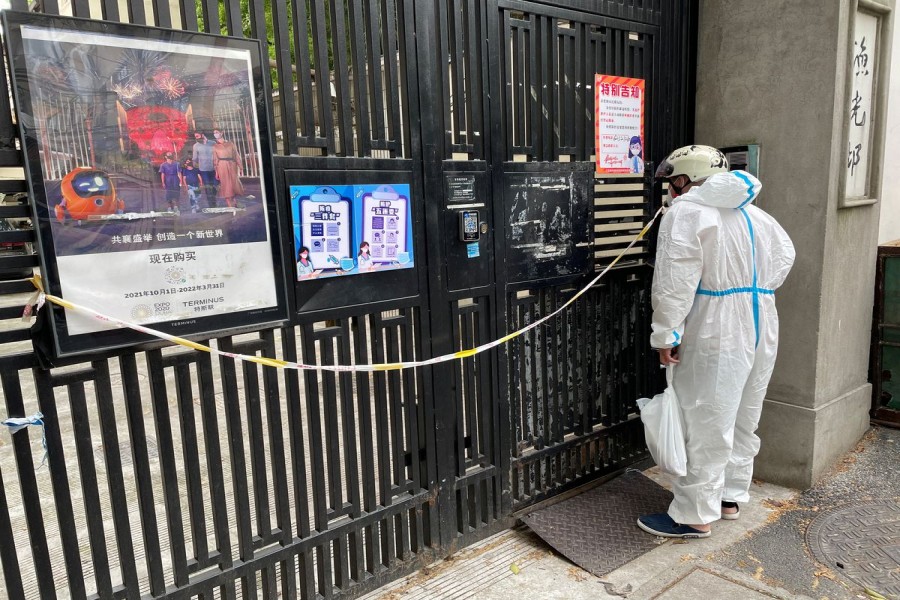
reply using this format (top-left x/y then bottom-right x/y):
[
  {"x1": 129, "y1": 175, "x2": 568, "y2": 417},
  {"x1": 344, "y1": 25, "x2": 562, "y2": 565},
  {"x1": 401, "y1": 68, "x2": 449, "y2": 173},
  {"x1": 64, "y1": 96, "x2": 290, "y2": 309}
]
[{"x1": 637, "y1": 145, "x2": 795, "y2": 539}]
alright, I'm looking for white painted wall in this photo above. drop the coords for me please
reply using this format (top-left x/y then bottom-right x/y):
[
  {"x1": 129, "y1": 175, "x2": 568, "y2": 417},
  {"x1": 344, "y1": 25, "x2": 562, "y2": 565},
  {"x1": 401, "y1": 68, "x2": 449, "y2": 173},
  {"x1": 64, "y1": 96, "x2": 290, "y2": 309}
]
[{"x1": 880, "y1": 24, "x2": 900, "y2": 244}]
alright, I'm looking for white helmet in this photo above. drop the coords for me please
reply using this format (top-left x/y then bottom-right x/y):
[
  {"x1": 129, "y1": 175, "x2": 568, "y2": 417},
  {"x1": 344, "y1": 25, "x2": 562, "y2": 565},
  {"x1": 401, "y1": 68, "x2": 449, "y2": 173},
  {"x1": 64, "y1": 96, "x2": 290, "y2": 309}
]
[{"x1": 655, "y1": 145, "x2": 729, "y2": 182}]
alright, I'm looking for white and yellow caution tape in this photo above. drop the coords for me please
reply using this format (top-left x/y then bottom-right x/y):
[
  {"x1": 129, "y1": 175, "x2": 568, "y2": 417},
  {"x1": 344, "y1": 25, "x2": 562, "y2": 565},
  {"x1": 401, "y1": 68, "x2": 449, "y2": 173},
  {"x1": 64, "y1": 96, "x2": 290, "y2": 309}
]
[{"x1": 26, "y1": 208, "x2": 662, "y2": 372}]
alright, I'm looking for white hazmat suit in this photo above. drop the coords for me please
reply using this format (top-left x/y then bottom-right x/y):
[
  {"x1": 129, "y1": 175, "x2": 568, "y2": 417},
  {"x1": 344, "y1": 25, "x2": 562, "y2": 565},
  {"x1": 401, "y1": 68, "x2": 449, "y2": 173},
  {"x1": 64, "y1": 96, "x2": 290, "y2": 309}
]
[{"x1": 650, "y1": 170, "x2": 795, "y2": 525}]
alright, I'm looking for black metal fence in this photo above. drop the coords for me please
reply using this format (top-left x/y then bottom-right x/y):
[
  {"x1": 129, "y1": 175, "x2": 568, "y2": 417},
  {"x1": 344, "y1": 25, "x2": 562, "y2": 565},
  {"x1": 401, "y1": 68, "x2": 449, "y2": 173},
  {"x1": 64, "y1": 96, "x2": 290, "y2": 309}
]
[{"x1": 0, "y1": 0, "x2": 697, "y2": 597}]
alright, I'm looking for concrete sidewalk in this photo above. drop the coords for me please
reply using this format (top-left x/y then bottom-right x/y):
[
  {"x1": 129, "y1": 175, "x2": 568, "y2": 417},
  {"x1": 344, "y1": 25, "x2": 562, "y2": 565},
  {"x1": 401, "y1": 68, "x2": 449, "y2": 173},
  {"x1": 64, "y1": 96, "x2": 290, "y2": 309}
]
[{"x1": 367, "y1": 425, "x2": 899, "y2": 600}]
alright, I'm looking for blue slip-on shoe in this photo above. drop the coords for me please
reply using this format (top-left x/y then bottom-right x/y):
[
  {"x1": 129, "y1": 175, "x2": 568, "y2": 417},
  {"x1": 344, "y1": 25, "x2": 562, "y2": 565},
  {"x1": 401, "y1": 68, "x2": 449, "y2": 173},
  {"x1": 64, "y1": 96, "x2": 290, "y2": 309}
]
[{"x1": 637, "y1": 513, "x2": 711, "y2": 538}]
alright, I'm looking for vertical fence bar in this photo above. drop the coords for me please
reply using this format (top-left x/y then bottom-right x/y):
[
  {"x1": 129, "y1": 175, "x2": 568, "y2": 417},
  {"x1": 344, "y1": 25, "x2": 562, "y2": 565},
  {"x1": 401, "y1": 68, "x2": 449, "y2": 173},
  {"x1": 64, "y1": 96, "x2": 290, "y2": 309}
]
[
  {"x1": 151, "y1": 0, "x2": 172, "y2": 29},
  {"x1": 0, "y1": 464, "x2": 25, "y2": 599},
  {"x1": 319, "y1": 334, "x2": 343, "y2": 514},
  {"x1": 242, "y1": 358, "x2": 273, "y2": 539},
  {"x1": 397, "y1": 0, "x2": 416, "y2": 157},
  {"x1": 400, "y1": 312, "x2": 422, "y2": 493},
  {"x1": 173, "y1": 362, "x2": 209, "y2": 565},
  {"x1": 216, "y1": 339, "x2": 254, "y2": 564},
  {"x1": 80, "y1": 359, "x2": 142, "y2": 595},
  {"x1": 336, "y1": 319, "x2": 363, "y2": 581},
  {"x1": 146, "y1": 352, "x2": 189, "y2": 588},
  {"x1": 298, "y1": 326, "x2": 334, "y2": 596},
  {"x1": 67, "y1": 380, "x2": 114, "y2": 598},
  {"x1": 279, "y1": 328, "x2": 317, "y2": 599},
  {"x1": 195, "y1": 352, "x2": 233, "y2": 573},
  {"x1": 526, "y1": 17, "x2": 539, "y2": 159},
  {"x1": 461, "y1": 310, "x2": 478, "y2": 466},
  {"x1": 364, "y1": 0, "x2": 387, "y2": 145},
  {"x1": 310, "y1": 0, "x2": 336, "y2": 154},
  {"x1": 381, "y1": 0, "x2": 402, "y2": 152},
  {"x1": 126, "y1": 0, "x2": 147, "y2": 26},
  {"x1": 258, "y1": 332, "x2": 293, "y2": 543},
  {"x1": 351, "y1": 315, "x2": 382, "y2": 575},
  {"x1": 370, "y1": 313, "x2": 397, "y2": 566},
  {"x1": 466, "y1": 0, "x2": 484, "y2": 157},
  {"x1": 539, "y1": 16, "x2": 553, "y2": 160},
  {"x1": 549, "y1": 291, "x2": 562, "y2": 446},
  {"x1": 1, "y1": 371, "x2": 54, "y2": 599},
  {"x1": 199, "y1": 0, "x2": 220, "y2": 34},
  {"x1": 270, "y1": 0, "x2": 299, "y2": 155},
  {"x1": 34, "y1": 369, "x2": 88, "y2": 599},
  {"x1": 0, "y1": 34, "x2": 18, "y2": 151},
  {"x1": 41, "y1": 0, "x2": 60, "y2": 15},
  {"x1": 349, "y1": 0, "x2": 373, "y2": 156},
  {"x1": 71, "y1": 0, "x2": 92, "y2": 19},
  {"x1": 179, "y1": 0, "x2": 199, "y2": 31},
  {"x1": 119, "y1": 353, "x2": 166, "y2": 596},
  {"x1": 436, "y1": 0, "x2": 453, "y2": 154},
  {"x1": 330, "y1": 0, "x2": 355, "y2": 155},
  {"x1": 450, "y1": 1, "x2": 467, "y2": 149},
  {"x1": 386, "y1": 327, "x2": 411, "y2": 559},
  {"x1": 99, "y1": 0, "x2": 119, "y2": 19},
  {"x1": 290, "y1": 0, "x2": 319, "y2": 145},
  {"x1": 222, "y1": 0, "x2": 243, "y2": 37}
]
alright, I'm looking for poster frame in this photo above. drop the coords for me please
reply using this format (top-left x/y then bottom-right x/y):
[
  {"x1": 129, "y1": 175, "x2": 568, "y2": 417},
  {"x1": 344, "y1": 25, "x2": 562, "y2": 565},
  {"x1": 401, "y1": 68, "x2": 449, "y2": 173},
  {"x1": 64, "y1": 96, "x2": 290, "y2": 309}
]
[
  {"x1": 2, "y1": 10, "x2": 290, "y2": 359},
  {"x1": 277, "y1": 159, "x2": 422, "y2": 319}
]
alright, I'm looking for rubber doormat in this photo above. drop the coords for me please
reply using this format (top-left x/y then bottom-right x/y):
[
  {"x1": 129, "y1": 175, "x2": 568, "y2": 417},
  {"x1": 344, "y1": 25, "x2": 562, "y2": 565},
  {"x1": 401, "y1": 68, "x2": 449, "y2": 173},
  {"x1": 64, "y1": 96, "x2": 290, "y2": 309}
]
[
  {"x1": 521, "y1": 470, "x2": 672, "y2": 577},
  {"x1": 806, "y1": 499, "x2": 900, "y2": 597}
]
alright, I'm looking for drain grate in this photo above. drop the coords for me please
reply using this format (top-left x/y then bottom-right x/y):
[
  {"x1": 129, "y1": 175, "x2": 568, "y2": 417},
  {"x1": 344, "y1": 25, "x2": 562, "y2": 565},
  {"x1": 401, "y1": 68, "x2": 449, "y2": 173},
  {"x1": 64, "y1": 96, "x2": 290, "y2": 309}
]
[{"x1": 806, "y1": 499, "x2": 900, "y2": 597}]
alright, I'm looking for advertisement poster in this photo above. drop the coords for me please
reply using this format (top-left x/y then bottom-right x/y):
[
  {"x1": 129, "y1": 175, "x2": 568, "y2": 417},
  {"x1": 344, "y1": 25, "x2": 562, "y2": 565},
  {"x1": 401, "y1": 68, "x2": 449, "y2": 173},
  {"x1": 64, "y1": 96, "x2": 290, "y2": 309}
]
[
  {"x1": 4, "y1": 13, "x2": 286, "y2": 354},
  {"x1": 290, "y1": 184, "x2": 414, "y2": 280},
  {"x1": 594, "y1": 75, "x2": 645, "y2": 175}
]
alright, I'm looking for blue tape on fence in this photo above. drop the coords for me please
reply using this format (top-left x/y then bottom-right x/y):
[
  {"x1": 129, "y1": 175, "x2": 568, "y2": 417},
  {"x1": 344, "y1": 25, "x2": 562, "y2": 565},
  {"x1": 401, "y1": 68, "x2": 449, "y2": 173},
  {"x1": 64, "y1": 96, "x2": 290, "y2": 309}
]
[{"x1": 3, "y1": 412, "x2": 48, "y2": 467}]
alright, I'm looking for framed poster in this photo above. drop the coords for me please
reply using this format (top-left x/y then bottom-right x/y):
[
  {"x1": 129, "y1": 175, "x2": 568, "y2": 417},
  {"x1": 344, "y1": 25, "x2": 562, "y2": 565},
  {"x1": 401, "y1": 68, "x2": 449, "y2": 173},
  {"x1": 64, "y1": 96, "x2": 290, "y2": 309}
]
[
  {"x1": 290, "y1": 183, "x2": 414, "y2": 280},
  {"x1": 2, "y1": 11, "x2": 289, "y2": 357},
  {"x1": 278, "y1": 162, "x2": 421, "y2": 316},
  {"x1": 594, "y1": 75, "x2": 645, "y2": 175}
]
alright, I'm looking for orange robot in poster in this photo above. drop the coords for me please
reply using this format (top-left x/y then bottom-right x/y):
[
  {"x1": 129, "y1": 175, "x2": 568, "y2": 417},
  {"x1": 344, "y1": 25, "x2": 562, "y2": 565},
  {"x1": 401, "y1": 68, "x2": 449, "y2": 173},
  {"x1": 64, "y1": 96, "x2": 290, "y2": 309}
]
[{"x1": 55, "y1": 168, "x2": 125, "y2": 223}]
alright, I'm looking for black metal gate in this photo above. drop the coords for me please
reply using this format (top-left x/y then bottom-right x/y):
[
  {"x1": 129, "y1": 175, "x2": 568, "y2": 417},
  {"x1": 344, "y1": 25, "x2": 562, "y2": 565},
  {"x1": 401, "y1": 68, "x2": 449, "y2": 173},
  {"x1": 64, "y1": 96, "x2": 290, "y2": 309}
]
[{"x1": 0, "y1": 0, "x2": 697, "y2": 597}]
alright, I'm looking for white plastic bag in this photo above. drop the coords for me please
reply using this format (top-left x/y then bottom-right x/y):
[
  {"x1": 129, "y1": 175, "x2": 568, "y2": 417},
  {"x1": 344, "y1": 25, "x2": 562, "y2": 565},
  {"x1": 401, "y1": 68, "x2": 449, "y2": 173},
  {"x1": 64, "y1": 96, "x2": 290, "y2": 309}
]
[{"x1": 636, "y1": 365, "x2": 687, "y2": 477}]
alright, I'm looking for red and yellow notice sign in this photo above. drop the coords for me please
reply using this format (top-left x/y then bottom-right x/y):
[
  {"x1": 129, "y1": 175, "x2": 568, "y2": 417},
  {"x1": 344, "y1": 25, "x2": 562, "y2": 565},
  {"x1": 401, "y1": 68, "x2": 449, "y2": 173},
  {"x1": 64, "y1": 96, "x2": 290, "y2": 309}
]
[{"x1": 595, "y1": 75, "x2": 645, "y2": 174}]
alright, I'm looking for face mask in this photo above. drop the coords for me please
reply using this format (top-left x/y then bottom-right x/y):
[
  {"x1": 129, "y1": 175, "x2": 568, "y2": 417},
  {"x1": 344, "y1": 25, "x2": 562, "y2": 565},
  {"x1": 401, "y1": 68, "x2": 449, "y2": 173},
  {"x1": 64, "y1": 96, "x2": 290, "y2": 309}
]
[
  {"x1": 362, "y1": 247, "x2": 369, "y2": 254},
  {"x1": 214, "y1": 132, "x2": 222, "y2": 139},
  {"x1": 300, "y1": 254, "x2": 307, "y2": 259},
  {"x1": 668, "y1": 177, "x2": 690, "y2": 200}
]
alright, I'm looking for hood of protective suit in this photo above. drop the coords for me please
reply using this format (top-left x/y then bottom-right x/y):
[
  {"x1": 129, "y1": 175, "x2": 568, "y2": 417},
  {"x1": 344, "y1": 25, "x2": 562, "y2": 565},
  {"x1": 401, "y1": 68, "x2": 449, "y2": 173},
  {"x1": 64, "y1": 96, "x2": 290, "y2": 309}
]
[{"x1": 673, "y1": 170, "x2": 761, "y2": 210}]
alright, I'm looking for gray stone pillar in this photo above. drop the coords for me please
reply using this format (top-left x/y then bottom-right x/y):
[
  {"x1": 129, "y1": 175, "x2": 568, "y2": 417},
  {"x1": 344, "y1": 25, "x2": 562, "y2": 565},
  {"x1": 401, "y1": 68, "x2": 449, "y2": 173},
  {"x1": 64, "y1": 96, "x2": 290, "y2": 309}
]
[{"x1": 693, "y1": 0, "x2": 895, "y2": 488}]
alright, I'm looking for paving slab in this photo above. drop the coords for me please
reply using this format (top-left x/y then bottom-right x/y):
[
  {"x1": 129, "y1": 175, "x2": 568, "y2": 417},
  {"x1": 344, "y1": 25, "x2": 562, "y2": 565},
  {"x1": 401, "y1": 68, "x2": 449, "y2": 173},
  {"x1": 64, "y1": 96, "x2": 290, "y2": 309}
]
[
  {"x1": 367, "y1": 470, "x2": 800, "y2": 600},
  {"x1": 657, "y1": 568, "x2": 784, "y2": 599},
  {"x1": 712, "y1": 425, "x2": 900, "y2": 600}
]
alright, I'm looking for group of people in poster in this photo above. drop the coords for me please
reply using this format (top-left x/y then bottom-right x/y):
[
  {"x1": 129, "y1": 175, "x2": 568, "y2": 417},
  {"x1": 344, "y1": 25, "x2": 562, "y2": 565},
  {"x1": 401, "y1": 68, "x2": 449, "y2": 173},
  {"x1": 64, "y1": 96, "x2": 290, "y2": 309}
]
[{"x1": 158, "y1": 129, "x2": 245, "y2": 213}]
